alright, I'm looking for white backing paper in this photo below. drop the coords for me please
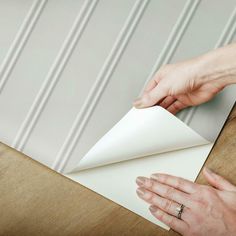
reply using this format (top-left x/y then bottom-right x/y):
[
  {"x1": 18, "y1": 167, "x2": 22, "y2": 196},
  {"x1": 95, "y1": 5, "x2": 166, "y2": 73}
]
[
  {"x1": 66, "y1": 105, "x2": 214, "y2": 230},
  {"x1": 67, "y1": 144, "x2": 213, "y2": 230},
  {"x1": 72, "y1": 106, "x2": 209, "y2": 172}
]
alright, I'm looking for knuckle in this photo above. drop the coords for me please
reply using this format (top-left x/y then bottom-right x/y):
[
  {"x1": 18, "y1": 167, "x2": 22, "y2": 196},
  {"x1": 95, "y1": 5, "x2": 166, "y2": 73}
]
[
  {"x1": 155, "y1": 65, "x2": 170, "y2": 82},
  {"x1": 165, "y1": 187, "x2": 175, "y2": 199},
  {"x1": 189, "y1": 78, "x2": 196, "y2": 90},
  {"x1": 162, "y1": 199, "x2": 172, "y2": 211},
  {"x1": 172, "y1": 102, "x2": 180, "y2": 110},
  {"x1": 149, "y1": 193, "x2": 156, "y2": 203},
  {"x1": 141, "y1": 93, "x2": 151, "y2": 104},
  {"x1": 160, "y1": 174, "x2": 168, "y2": 183},
  {"x1": 175, "y1": 178, "x2": 182, "y2": 189},
  {"x1": 145, "y1": 178, "x2": 153, "y2": 188},
  {"x1": 147, "y1": 191, "x2": 155, "y2": 202},
  {"x1": 153, "y1": 73, "x2": 162, "y2": 83}
]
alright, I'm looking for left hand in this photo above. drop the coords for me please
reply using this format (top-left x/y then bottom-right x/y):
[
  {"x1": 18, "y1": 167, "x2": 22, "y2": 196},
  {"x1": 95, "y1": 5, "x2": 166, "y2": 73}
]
[{"x1": 136, "y1": 167, "x2": 236, "y2": 236}]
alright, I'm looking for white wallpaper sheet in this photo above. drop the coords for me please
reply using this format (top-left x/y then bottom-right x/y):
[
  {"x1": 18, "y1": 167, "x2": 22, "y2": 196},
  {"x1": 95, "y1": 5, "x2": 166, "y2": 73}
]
[{"x1": 0, "y1": 0, "x2": 236, "y2": 230}]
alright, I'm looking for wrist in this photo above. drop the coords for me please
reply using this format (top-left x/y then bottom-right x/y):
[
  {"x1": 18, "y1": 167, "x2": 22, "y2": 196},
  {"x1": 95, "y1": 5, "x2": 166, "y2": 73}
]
[{"x1": 194, "y1": 43, "x2": 236, "y2": 88}]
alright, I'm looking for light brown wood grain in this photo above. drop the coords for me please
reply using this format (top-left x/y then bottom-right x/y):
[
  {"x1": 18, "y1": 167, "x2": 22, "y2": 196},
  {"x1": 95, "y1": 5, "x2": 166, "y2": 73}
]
[{"x1": 0, "y1": 104, "x2": 235, "y2": 236}]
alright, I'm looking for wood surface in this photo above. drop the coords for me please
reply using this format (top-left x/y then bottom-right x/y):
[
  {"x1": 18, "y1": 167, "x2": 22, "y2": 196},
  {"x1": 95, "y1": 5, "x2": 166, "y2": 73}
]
[{"x1": 0, "y1": 104, "x2": 235, "y2": 236}]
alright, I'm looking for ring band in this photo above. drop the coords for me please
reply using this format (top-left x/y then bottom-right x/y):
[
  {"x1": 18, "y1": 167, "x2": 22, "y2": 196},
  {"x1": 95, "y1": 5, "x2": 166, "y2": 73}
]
[{"x1": 176, "y1": 204, "x2": 185, "y2": 219}]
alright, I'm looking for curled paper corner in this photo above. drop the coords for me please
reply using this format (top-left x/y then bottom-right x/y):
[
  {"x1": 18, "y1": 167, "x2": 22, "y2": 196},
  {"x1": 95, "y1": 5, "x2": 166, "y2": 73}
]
[{"x1": 68, "y1": 106, "x2": 210, "y2": 173}]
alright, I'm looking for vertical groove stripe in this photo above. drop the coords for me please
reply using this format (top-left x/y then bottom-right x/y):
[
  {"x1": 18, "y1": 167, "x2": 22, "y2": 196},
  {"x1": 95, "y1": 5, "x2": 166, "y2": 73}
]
[
  {"x1": 184, "y1": 7, "x2": 236, "y2": 125},
  {"x1": 53, "y1": 0, "x2": 150, "y2": 172},
  {"x1": 0, "y1": 0, "x2": 47, "y2": 93},
  {"x1": 12, "y1": 0, "x2": 99, "y2": 150},
  {"x1": 140, "y1": 0, "x2": 200, "y2": 94}
]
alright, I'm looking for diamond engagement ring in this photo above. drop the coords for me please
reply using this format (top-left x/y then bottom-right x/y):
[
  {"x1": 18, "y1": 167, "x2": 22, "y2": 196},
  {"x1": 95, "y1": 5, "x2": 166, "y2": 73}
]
[{"x1": 176, "y1": 204, "x2": 185, "y2": 219}]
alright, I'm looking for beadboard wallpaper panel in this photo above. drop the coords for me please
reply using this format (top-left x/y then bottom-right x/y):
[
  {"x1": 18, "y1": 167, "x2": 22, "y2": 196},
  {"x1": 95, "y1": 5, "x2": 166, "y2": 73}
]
[
  {"x1": 0, "y1": 0, "x2": 33, "y2": 63},
  {"x1": 55, "y1": 0, "x2": 188, "y2": 172},
  {"x1": 0, "y1": 0, "x2": 85, "y2": 145},
  {"x1": 23, "y1": 0, "x2": 138, "y2": 167},
  {"x1": 0, "y1": 0, "x2": 235, "y2": 172}
]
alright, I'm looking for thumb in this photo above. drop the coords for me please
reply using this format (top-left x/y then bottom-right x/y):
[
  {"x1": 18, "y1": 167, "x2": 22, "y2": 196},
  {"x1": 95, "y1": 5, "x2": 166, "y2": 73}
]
[
  {"x1": 133, "y1": 85, "x2": 167, "y2": 108},
  {"x1": 203, "y1": 167, "x2": 236, "y2": 192}
]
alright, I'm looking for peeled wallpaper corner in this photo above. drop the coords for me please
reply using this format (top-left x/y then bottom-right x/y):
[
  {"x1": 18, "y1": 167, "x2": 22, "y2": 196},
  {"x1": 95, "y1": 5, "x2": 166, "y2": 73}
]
[{"x1": 70, "y1": 106, "x2": 209, "y2": 173}]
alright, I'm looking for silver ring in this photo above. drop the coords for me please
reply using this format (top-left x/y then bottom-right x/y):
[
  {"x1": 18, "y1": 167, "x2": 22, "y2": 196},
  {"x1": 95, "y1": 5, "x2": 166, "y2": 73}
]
[{"x1": 176, "y1": 204, "x2": 185, "y2": 219}]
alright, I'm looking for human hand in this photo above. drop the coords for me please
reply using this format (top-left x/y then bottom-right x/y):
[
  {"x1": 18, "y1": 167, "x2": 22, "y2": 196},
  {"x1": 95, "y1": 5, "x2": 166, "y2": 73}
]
[
  {"x1": 136, "y1": 167, "x2": 236, "y2": 236},
  {"x1": 134, "y1": 43, "x2": 236, "y2": 114}
]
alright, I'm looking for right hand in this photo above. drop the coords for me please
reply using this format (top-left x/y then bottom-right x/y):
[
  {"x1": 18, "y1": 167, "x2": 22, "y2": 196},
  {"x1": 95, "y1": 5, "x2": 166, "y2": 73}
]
[{"x1": 133, "y1": 43, "x2": 236, "y2": 114}]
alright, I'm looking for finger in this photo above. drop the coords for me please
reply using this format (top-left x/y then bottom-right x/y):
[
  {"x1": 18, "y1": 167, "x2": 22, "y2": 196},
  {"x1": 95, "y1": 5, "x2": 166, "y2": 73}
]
[
  {"x1": 144, "y1": 79, "x2": 158, "y2": 92},
  {"x1": 149, "y1": 205, "x2": 188, "y2": 234},
  {"x1": 136, "y1": 177, "x2": 192, "y2": 207},
  {"x1": 136, "y1": 187, "x2": 190, "y2": 221},
  {"x1": 150, "y1": 173, "x2": 198, "y2": 194},
  {"x1": 133, "y1": 86, "x2": 167, "y2": 109},
  {"x1": 203, "y1": 167, "x2": 236, "y2": 192},
  {"x1": 143, "y1": 72, "x2": 162, "y2": 92},
  {"x1": 166, "y1": 100, "x2": 187, "y2": 114},
  {"x1": 158, "y1": 96, "x2": 176, "y2": 108},
  {"x1": 133, "y1": 79, "x2": 157, "y2": 108},
  {"x1": 133, "y1": 79, "x2": 158, "y2": 107}
]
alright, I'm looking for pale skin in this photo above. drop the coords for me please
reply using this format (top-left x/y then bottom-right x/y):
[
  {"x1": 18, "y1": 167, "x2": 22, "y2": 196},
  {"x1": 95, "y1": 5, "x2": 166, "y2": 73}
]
[
  {"x1": 136, "y1": 168, "x2": 236, "y2": 236},
  {"x1": 134, "y1": 43, "x2": 236, "y2": 114},
  {"x1": 134, "y1": 43, "x2": 236, "y2": 235}
]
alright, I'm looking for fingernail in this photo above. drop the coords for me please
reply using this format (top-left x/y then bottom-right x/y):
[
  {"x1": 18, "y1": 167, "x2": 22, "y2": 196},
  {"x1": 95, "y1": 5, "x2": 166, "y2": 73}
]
[
  {"x1": 136, "y1": 188, "x2": 146, "y2": 197},
  {"x1": 149, "y1": 205, "x2": 158, "y2": 213},
  {"x1": 136, "y1": 176, "x2": 146, "y2": 186}
]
